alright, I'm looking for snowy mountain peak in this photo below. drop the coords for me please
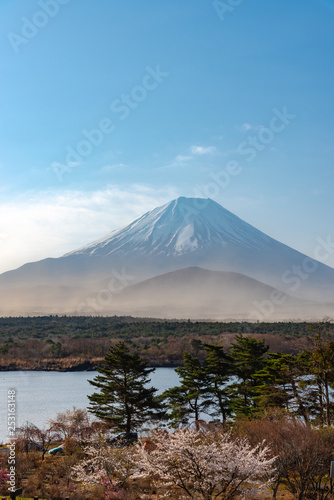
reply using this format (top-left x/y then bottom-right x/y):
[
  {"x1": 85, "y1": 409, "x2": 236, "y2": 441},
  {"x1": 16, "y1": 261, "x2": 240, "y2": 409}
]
[
  {"x1": 2, "y1": 197, "x2": 334, "y2": 317},
  {"x1": 65, "y1": 197, "x2": 276, "y2": 259}
]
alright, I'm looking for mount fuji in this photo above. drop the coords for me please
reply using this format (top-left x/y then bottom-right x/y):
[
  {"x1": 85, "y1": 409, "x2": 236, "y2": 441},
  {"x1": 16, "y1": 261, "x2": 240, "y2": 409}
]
[{"x1": 0, "y1": 197, "x2": 333, "y2": 319}]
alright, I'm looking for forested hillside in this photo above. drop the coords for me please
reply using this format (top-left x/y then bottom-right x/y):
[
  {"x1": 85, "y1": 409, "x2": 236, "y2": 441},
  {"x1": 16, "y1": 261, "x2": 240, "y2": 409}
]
[{"x1": 0, "y1": 316, "x2": 333, "y2": 370}]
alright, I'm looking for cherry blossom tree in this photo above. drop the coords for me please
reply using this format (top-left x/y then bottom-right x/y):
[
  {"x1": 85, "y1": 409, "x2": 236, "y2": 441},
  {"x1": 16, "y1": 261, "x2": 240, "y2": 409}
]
[
  {"x1": 71, "y1": 440, "x2": 134, "y2": 491},
  {"x1": 135, "y1": 428, "x2": 275, "y2": 499}
]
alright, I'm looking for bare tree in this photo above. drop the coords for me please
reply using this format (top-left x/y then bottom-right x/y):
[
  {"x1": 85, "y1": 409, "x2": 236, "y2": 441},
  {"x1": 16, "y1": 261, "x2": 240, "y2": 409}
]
[
  {"x1": 48, "y1": 407, "x2": 93, "y2": 444},
  {"x1": 237, "y1": 412, "x2": 334, "y2": 499}
]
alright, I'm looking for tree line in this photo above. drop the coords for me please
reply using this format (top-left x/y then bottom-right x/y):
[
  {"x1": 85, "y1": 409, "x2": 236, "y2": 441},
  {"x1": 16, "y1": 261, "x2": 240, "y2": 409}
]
[
  {"x1": 88, "y1": 325, "x2": 334, "y2": 430},
  {"x1": 1, "y1": 317, "x2": 332, "y2": 369},
  {"x1": 0, "y1": 315, "x2": 326, "y2": 341}
]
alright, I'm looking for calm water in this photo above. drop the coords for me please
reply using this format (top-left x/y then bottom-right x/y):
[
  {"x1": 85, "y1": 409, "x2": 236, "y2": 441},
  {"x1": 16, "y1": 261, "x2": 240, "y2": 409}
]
[{"x1": 0, "y1": 368, "x2": 179, "y2": 444}]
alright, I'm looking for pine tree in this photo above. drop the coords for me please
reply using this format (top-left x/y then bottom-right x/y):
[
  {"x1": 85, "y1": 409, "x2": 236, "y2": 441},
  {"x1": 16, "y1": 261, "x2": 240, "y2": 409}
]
[
  {"x1": 300, "y1": 325, "x2": 334, "y2": 425},
  {"x1": 162, "y1": 351, "x2": 212, "y2": 429},
  {"x1": 253, "y1": 353, "x2": 308, "y2": 419},
  {"x1": 88, "y1": 342, "x2": 161, "y2": 434},
  {"x1": 203, "y1": 343, "x2": 232, "y2": 425},
  {"x1": 229, "y1": 334, "x2": 268, "y2": 417}
]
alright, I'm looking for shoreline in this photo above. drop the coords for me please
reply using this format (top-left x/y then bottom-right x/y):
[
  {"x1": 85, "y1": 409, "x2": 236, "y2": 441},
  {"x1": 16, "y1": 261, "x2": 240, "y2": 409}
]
[{"x1": 0, "y1": 362, "x2": 179, "y2": 372}]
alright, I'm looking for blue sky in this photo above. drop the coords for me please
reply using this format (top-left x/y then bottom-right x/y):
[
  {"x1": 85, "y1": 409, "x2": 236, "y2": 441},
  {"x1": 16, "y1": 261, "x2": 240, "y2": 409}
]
[{"x1": 0, "y1": 0, "x2": 333, "y2": 273}]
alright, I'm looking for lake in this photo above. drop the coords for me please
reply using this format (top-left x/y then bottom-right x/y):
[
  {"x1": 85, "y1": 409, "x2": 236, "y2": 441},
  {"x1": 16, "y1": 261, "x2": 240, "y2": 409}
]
[{"x1": 0, "y1": 368, "x2": 180, "y2": 444}]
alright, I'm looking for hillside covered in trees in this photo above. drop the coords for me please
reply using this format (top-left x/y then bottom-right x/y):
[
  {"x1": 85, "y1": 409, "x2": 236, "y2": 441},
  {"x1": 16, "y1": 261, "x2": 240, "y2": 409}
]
[{"x1": 0, "y1": 316, "x2": 333, "y2": 370}]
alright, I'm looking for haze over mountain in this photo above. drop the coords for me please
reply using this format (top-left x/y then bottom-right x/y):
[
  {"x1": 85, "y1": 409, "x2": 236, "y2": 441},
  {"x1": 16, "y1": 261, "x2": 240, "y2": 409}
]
[
  {"x1": 0, "y1": 197, "x2": 333, "y2": 319},
  {"x1": 108, "y1": 267, "x2": 333, "y2": 321}
]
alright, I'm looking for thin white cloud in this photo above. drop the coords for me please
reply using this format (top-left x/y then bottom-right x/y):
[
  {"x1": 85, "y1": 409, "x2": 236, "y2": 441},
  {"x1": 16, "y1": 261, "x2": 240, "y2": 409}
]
[
  {"x1": 0, "y1": 185, "x2": 178, "y2": 274},
  {"x1": 157, "y1": 145, "x2": 217, "y2": 170},
  {"x1": 241, "y1": 123, "x2": 252, "y2": 132},
  {"x1": 190, "y1": 145, "x2": 216, "y2": 155},
  {"x1": 157, "y1": 154, "x2": 192, "y2": 170},
  {"x1": 235, "y1": 123, "x2": 263, "y2": 132},
  {"x1": 175, "y1": 154, "x2": 192, "y2": 162}
]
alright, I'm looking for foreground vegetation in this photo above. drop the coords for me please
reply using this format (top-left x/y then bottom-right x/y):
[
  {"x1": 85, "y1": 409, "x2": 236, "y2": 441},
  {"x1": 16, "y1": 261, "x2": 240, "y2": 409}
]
[
  {"x1": 1, "y1": 410, "x2": 334, "y2": 499},
  {"x1": 0, "y1": 316, "x2": 332, "y2": 369},
  {"x1": 2, "y1": 327, "x2": 334, "y2": 499}
]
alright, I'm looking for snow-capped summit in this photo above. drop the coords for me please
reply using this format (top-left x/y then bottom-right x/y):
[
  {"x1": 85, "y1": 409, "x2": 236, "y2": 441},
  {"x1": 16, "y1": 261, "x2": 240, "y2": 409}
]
[
  {"x1": 0, "y1": 197, "x2": 334, "y2": 316},
  {"x1": 65, "y1": 197, "x2": 280, "y2": 258},
  {"x1": 61, "y1": 196, "x2": 334, "y2": 302}
]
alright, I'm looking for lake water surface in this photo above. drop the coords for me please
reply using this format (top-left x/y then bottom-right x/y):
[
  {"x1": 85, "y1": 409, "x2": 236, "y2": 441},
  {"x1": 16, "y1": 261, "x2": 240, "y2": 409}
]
[{"x1": 0, "y1": 368, "x2": 179, "y2": 444}]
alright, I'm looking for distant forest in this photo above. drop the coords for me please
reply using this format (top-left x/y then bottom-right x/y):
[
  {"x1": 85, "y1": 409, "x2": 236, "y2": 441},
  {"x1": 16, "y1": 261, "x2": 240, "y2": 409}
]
[{"x1": 0, "y1": 316, "x2": 333, "y2": 370}]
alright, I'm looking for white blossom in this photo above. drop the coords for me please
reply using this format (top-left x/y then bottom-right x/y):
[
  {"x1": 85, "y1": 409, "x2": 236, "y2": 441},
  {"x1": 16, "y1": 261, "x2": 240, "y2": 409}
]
[
  {"x1": 71, "y1": 442, "x2": 135, "y2": 487},
  {"x1": 134, "y1": 428, "x2": 275, "y2": 499}
]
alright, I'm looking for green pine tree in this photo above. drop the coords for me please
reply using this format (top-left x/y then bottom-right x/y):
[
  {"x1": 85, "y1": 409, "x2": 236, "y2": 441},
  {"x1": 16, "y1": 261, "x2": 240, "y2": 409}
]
[
  {"x1": 253, "y1": 353, "x2": 307, "y2": 418},
  {"x1": 88, "y1": 342, "x2": 162, "y2": 434},
  {"x1": 299, "y1": 325, "x2": 334, "y2": 425},
  {"x1": 203, "y1": 343, "x2": 232, "y2": 425},
  {"x1": 162, "y1": 351, "x2": 212, "y2": 429},
  {"x1": 229, "y1": 334, "x2": 268, "y2": 418}
]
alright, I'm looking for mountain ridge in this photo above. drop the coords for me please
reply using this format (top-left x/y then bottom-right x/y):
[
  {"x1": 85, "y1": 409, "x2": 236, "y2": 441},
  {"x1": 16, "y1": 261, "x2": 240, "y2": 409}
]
[
  {"x1": 64, "y1": 197, "x2": 293, "y2": 258},
  {"x1": 0, "y1": 197, "x2": 333, "y2": 317},
  {"x1": 104, "y1": 266, "x2": 332, "y2": 321}
]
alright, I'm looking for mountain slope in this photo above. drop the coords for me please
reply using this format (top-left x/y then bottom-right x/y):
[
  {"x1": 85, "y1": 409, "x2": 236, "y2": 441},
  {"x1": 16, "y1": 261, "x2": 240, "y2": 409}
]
[
  {"x1": 58, "y1": 197, "x2": 334, "y2": 300},
  {"x1": 65, "y1": 196, "x2": 273, "y2": 258},
  {"x1": 106, "y1": 267, "x2": 331, "y2": 321},
  {"x1": 0, "y1": 197, "x2": 333, "y2": 316}
]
